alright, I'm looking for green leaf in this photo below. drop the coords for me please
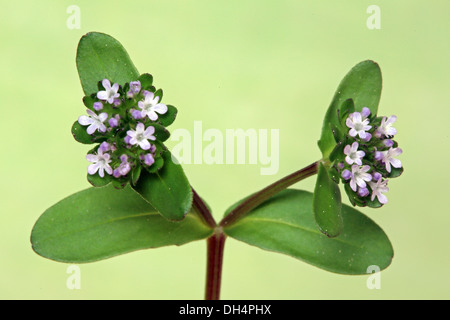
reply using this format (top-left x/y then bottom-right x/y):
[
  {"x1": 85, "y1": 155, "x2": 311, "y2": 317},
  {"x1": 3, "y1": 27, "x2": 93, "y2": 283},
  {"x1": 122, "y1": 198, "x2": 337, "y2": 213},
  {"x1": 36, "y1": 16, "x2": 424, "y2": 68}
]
[
  {"x1": 313, "y1": 163, "x2": 343, "y2": 237},
  {"x1": 328, "y1": 141, "x2": 344, "y2": 162},
  {"x1": 138, "y1": 73, "x2": 153, "y2": 90},
  {"x1": 30, "y1": 185, "x2": 213, "y2": 263},
  {"x1": 154, "y1": 88, "x2": 163, "y2": 101},
  {"x1": 82, "y1": 95, "x2": 97, "y2": 111},
  {"x1": 131, "y1": 165, "x2": 141, "y2": 186},
  {"x1": 338, "y1": 98, "x2": 356, "y2": 127},
  {"x1": 133, "y1": 151, "x2": 193, "y2": 221},
  {"x1": 145, "y1": 156, "x2": 165, "y2": 174},
  {"x1": 318, "y1": 60, "x2": 382, "y2": 159},
  {"x1": 87, "y1": 172, "x2": 113, "y2": 187},
  {"x1": 387, "y1": 166, "x2": 403, "y2": 179},
  {"x1": 223, "y1": 189, "x2": 393, "y2": 275},
  {"x1": 157, "y1": 105, "x2": 178, "y2": 127},
  {"x1": 71, "y1": 121, "x2": 95, "y2": 144},
  {"x1": 344, "y1": 183, "x2": 367, "y2": 207},
  {"x1": 152, "y1": 123, "x2": 170, "y2": 142},
  {"x1": 76, "y1": 32, "x2": 140, "y2": 96}
]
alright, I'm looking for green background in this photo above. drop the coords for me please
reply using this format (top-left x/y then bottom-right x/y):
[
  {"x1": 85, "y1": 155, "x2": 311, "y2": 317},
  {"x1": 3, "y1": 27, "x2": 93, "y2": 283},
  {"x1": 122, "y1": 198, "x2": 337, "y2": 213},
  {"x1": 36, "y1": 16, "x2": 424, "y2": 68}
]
[{"x1": 1, "y1": 0, "x2": 449, "y2": 299}]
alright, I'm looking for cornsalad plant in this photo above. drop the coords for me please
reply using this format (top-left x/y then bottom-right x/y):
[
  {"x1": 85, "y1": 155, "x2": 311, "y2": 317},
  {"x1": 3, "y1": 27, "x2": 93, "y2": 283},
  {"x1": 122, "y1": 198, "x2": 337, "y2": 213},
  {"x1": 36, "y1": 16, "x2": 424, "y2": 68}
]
[{"x1": 31, "y1": 32, "x2": 403, "y2": 299}]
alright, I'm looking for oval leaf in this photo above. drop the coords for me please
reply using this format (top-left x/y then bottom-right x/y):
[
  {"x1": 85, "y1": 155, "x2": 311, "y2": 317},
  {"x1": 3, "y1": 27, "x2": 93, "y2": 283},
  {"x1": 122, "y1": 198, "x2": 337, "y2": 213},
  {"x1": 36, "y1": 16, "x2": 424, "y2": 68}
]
[
  {"x1": 157, "y1": 105, "x2": 178, "y2": 127},
  {"x1": 72, "y1": 121, "x2": 96, "y2": 144},
  {"x1": 223, "y1": 189, "x2": 393, "y2": 275},
  {"x1": 30, "y1": 185, "x2": 212, "y2": 263},
  {"x1": 313, "y1": 163, "x2": 343, "y2": 237},
  {"x1": 133, "y1": 151, "x2": 193, "y2": 221},
  {"x1": 76, "y1": 32, "x2": 140, "y2": 95},
  {"x1": 318, "y1": 60, "x2": 382, "y2": 159}
]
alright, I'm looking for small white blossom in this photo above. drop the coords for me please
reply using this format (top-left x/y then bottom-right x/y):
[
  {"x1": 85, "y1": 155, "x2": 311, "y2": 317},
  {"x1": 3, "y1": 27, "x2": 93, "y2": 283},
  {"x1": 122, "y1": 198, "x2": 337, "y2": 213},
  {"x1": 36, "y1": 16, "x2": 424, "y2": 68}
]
[
  {"x1": 368, "y1": 179, "x2": 389, "y2": 204},
  {"x1": 138, "y1": 91, "x2": 168, "y2": 121},
  {"x1": 86, "y1": 149, "x2": 113, "y2": 178},
  {"x1": 78, "y1": 109, "x2": 108, "y2": 135},
  {"x1": 126, "y1": 122, "x2": 156, "y2": 150},
  {"x1": 97, "y1": 79, "x2": 120, "y2": 104},
  {"x1": 349, "y1": 165, "x2": 372, "y2": 192},
  {"x1": 379, "y1": 147, "x2": 402, "y2": 173},
  {"x1": 346, "y1": 112, "x2": 372, "y2": 139},
  {"x1": 377, "y1": 115, "x2": 397, "y2": 137},
  {"x1": 344, "y1": 142, "x2": 365, "y2": 165}
]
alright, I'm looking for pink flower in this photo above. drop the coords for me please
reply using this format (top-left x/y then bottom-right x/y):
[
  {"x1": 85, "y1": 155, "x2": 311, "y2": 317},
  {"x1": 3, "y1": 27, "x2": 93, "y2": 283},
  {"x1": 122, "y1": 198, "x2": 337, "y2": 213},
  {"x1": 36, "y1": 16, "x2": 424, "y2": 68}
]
[
  {"x1": 368, "y1": 179, "x2": 389, "y2": 204},
  {"x1": 86, "y1": 149, "x2": 113, "y2": 178},
  {"x1": 377, "y1": 115, "x2": 397, "y2": 137},
  {"x1": 126, "y1": 123, "x2": 156, "y2": 150},
  {"x1": 138, "y1": 91, "x2": 168, "y2": 121},
  {"x1": 78, "y1": 109, "x2": 108, "y2": 135},
  {"x1": 97, "y1": 79, "x2": 120, "y2": 104},
  {"x1": 344, "y1": 142, "x2": 365, "y2": 165},
  {"x1": 346, "y1": 112, "x2": 372, "y2": 139},
  {"x1": 349, "y1": 165, "x2": 372, "y2": 192}
]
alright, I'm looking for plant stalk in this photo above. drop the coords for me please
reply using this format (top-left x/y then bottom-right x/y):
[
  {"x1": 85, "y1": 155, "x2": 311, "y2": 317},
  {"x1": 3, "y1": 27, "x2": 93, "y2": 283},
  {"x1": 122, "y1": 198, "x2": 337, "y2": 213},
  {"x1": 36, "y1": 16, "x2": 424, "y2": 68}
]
[
  {"x1": 192, "y1": 187, "x2": 217, "y2": 229},
  {"x1": 197, "y1": 162, "x2": 319, "y2": 300},
  {"x1": 204, "y1": 227, "x2": 226, "y2": 300}
]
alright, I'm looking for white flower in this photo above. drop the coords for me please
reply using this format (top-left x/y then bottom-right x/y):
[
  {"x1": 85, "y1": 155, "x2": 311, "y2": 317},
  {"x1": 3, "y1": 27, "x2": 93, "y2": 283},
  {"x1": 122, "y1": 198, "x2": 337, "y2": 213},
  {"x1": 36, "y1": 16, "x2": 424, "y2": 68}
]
[
  {"x1": 379, "y1": 147, "x2": 402, "y2": 173},
  {"x1": 97, "y1": 79, "x2": 120, "y2": 104},
  {"x1": 368, "y1": 179, "x2": 389, "y2": 204},
  {"x1": 138, "y1": 91, "x2": 168, "y2": 121},
  {"x1": 349, "y1": 165, "x2": 372, "y2": 192},
  {"x1": 346, "y1": 112, "x2": 372, "y2": 139},
  {"x1": 126, "y1": 122, "x2": 156, "y2": 150},
  {"x1": 377, "y1": 115, "x2": 397, "y2": 137},
  {"x1": 78, "y1": 109, "x2": 108, "y2": 135},
  {"x1": 86, "y1": 149, "x2": 113, "y2": 178},
  {"x1": 344, "y1": 142, "x2": 365, "y2": 165}
]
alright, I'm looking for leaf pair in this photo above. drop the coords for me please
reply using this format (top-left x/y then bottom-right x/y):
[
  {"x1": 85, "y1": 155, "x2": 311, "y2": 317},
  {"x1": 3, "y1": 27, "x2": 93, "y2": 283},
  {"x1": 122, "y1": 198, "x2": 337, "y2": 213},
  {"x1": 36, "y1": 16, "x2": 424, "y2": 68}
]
[{"x1": 313, "y1": 61, "x2": 382, "y2": 237}]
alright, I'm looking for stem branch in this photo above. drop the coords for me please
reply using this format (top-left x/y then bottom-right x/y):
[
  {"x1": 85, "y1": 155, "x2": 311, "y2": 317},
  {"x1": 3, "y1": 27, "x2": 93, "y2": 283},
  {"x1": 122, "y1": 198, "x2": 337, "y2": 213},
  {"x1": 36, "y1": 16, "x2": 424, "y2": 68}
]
[
  {"x1": 198, "y1": 161, "x2": 319, "y2": 300},
  {"x1": 192, "y1": 187, "x2": 217, "y2": 229},
  {"x1": 220, "y1": 161, "x2": 319, "y2": 227}
]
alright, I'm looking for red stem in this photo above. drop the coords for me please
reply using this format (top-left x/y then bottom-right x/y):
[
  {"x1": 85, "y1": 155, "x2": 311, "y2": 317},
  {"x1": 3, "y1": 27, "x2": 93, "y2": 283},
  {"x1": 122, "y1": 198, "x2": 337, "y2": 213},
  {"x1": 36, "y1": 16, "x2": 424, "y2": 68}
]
[
  {"x1": 220, "y1": 161, "x2": 319, "y2": 227},
  {"x1": 204, "y1": 228, "x2": 226, "y2": 300}
]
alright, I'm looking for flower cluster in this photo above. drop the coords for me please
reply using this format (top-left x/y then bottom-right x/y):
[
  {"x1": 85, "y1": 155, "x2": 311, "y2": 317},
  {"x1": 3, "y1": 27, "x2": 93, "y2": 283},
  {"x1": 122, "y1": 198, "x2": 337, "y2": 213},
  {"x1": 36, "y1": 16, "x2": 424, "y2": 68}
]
[
  {"x1": 332, "y1": 107, "x2": 403, "y2": 207},
  {"x1": 73, "y1": 75, "x2": 176, "y2": 188}
]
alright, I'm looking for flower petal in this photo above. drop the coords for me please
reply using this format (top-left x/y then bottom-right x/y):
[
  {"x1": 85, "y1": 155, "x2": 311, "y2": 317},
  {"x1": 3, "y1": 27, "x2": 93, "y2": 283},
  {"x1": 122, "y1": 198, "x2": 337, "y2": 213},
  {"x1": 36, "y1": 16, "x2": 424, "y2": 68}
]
[
  {"x1": 144, "y1": 126, "x2": 155, "y2": 136},
  {"x1": 102, "y1": 79, "x2": 111, "y2": 90},
  {"x1": 390, "y1": 158, "x2": 402, "y2": 168},
  {"x1": 98, "y1": 112, "x2": 108, "y2": 122},
  {"x1": 86, "y1": 154, "x2": 98, "y2": 162},
  {"x1": 139, "y1": 139, "x2": 151, "y2": 150},
  {"x1": 88, "y1": 163, "x2": 100, "y2": 175},
  {"x1": 97, "y1": 91, "x2": 108, "y2": 100},
  {"x1": 136, "y1": 122, "x2": 145, "y2": 132},
  {"x1": 78, "y1": 115, "x2": 92, "y2": 126},
  {"x1": 153, "y1": 103, "x2": 168, "y2": 114},
  {"x1": 148, "y1": 111, "x2": 158, "y2": 121},
  {"x1": 87, "y1": 124, "x2": 98, "y2": 135}
]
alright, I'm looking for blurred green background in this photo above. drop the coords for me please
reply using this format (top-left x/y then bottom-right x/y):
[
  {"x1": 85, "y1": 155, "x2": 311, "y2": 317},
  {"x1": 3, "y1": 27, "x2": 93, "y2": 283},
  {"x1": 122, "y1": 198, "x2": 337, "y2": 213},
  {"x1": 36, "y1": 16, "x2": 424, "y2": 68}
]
[{"x1": 1, "y1": 0, "x2": 449, "y2": 299}]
